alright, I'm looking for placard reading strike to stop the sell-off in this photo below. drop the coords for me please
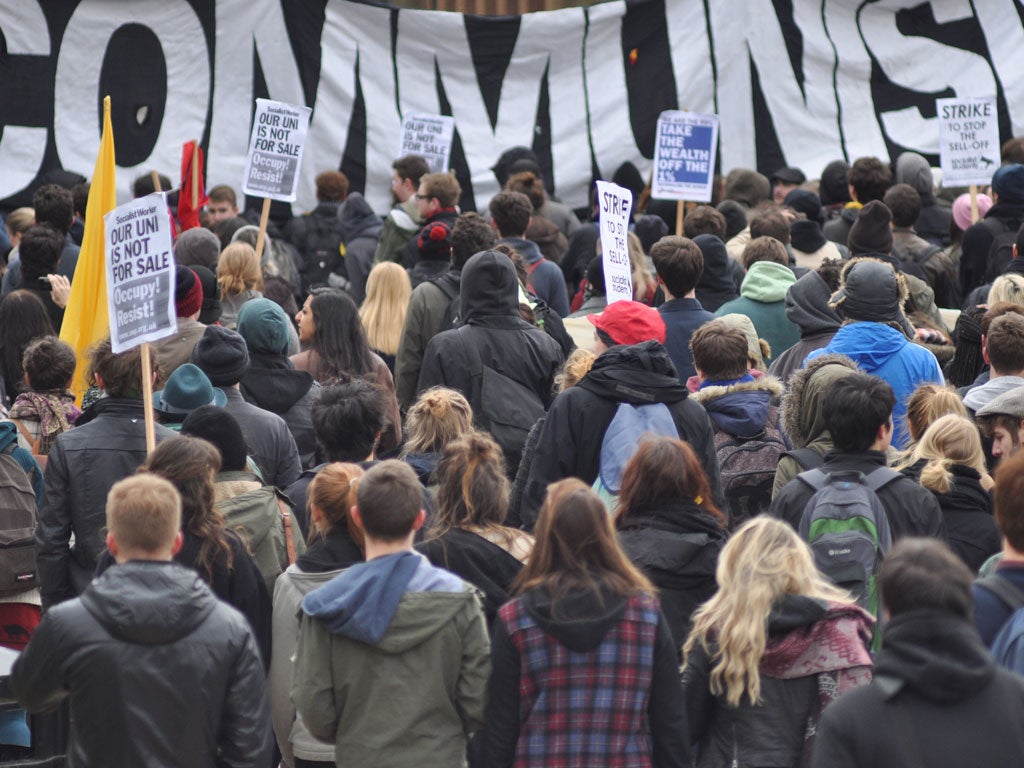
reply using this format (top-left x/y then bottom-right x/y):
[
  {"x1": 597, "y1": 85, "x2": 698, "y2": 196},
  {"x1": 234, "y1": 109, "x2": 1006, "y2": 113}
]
[
  {"x1": 104, "y1": 193, "x2": 177, "y2": 353},
  {"x1": 652, "y1": 111, "x2": 719, "y2": 202},
  {"x1": 242, "y1": 99, "x2": 313, "y2": 202},
  {"x1": 596, "y1": 180, "x2": 634, "y2": 305},
  {"x1": 398, "y1": 113, "x2": 456, "y2": 174},
  {"x1": 937, "y1": 96, "x2": 1000, "y2": 187}
]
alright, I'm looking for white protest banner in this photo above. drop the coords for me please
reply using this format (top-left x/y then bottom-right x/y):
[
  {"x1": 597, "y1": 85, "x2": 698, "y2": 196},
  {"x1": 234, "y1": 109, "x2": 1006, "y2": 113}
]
[
  {"x1": 104, "y1": 192, "x2": 177, "y2": 354},
  {"x1": 937, "y1": 96, "x2": 1000, "y2": 187},
  {"x1": 398, "y1": 113, "x2": 456, "y2": 174},
  {"x1": 596, "y1": 180, "x2": 633, "y2": 305},
  {"x1": 652, "y1": 111, "x2": 720, "y2": 202},
  {"x1": 242, "y1": 98, "x2": 313, "y2": 203}
]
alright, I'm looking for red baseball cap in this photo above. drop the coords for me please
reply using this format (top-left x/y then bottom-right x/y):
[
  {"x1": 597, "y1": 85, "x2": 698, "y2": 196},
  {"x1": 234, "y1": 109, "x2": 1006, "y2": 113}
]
[{"x1": 588, "y1": 300, "x2": 667, "y2": 346}]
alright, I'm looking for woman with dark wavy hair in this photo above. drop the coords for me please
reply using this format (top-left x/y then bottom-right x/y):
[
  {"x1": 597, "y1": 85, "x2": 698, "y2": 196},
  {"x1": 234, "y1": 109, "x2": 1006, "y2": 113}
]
[
  {"x1": 291, "y1": 288, "x2": 401, "y2": 453},
  {"x1": 615, "y1": 436, "x2": 727, "y2": 652},
  {"x1": 95, "y1": 436, "x2": 271, "y2": 663},
  {"x1": 0, "y1": 290, "x2": 54, "y2": 411}
]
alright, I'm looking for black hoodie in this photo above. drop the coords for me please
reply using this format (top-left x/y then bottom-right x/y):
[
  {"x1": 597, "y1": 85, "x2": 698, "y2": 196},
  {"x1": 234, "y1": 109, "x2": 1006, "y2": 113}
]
[
  {"x1": 767, "y1": 270, "x2": 841, "y2": 384},
  {"x1": 813, "y1": 610, "x2": 1024, "y2": 768},
  {"x1": 417, "y1": 250, "x2": 564, "y2": 437},
  {"x1": 521, "y1": 341, "x2": 723, "y2": 528},
  {"x1": 693, "y1": 234, "x2": 740, "y2": 312}
]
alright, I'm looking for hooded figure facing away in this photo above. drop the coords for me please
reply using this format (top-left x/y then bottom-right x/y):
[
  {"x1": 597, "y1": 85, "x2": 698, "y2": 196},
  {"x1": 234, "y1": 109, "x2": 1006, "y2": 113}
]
[
  {"x1": 894, "y1": 151, "x2": 951, "y2": 247},
  {"x1": 337, "y1": 192, "x2": 382, "y2": 305},
  {"x1": 417, "y1": 250, "x2": 564, "y2": 470},
  {"x1": 767, "y1": 265, "x2": 843, "y2": 385}
]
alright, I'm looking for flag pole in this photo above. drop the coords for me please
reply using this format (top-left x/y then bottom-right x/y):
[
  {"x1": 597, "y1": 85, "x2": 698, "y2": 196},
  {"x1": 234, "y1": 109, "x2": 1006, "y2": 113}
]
[
  {"x1": 191, "y1": 141, "x2": 200, "y2": 210},
  {"x1": 150, "y1": 170, "x2": 162, "y2": 194}
]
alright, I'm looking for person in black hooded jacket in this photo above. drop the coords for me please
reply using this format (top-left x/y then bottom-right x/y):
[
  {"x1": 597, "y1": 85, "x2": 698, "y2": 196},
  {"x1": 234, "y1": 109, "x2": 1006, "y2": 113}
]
[
  {"x1": 237, "y1": 297, "x2": 319, "y2": 470},
  {"x1": 417, "y1": 249, "x2": 565, "y2": 470},
  {"x1": 812, "y1": 539, "x2": 1024, "y2": 768},
  {"x1": 615, "y1": 437, "x2": 726, "y2": 653},
  {"x1": 767, "y1": 262, "x2": 842, "y2": 385},
  {"x1": 692, "y1": 234, "x2": 740, "y2": 312},
  {"x1": 520, "y1": 303, "x2": 723, "y2": 530}
]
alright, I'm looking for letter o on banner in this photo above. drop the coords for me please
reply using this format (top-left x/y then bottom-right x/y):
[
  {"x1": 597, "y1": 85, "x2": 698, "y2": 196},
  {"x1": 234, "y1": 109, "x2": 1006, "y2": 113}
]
[{"x1": 54, "y1": 0, "x2": 210, "y2": 195}]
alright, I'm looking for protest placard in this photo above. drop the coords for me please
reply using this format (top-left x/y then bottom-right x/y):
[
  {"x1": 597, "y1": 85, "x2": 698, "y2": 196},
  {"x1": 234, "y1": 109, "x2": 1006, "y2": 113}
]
[
  {"x1": 596, "y1": 180, "x2": 634, "y2": 305},
  {"x1": 652, "y1": 111, "x2": 719, "y2": 203},
  {"x1": 104, "y1": 192, "x2": 177, "y2": 354},
  {"x1": 398, "y1": 113, "x2": 456, "y2": 173},
  {"x1": 242, "y1": 98, "x2": 312, "y2": 203},
  {"x1": 937, "y1": 96, "x2": 1000, "y2": 187}
]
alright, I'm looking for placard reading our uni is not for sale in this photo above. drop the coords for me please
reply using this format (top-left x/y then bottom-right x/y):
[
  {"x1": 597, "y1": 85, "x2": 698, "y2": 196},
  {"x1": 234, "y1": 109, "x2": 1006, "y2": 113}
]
[
  {"x1": 596, "y1": 180, "x2": 634, "y2": 305},
  {"x1": 242, "y1": 98, "x2": 312, "y2": 203},
  {"x1": 398, "y1": 113, "x2": 456, "y2": 174},
  {"x1": 104, "y1": 193, "x2": 177, "y2": 354},
  {"x1": 937, "y1": 96, "x2": 1001, "y2": 187},
  {"x1": 652, "y1": 111, "x2": 719, "y2": 202}
]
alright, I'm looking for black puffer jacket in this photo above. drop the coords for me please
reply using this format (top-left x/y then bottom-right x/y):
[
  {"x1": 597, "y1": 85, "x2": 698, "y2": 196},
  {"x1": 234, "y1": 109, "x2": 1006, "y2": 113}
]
[
  {"x1": 812, "y1": 610, "x2": 1024, "y2": 768},
  {"x1": 241, "y1": 353, "x2": 319, "y2": 470},
  {"x1": 11, "y1": 561, "x2": 273, "y2": 767},
  {"x1": 617, "y1": 500, "x2": 725, "y2": 651},
  {"x1": 521, "y1": 341, "x2": 723, "y2": 528},
  {"x1": 37, "y1": 398, "x2": 176, "y2": 608},
  {"x1": 417, "y1": 250, "x2": 564, "y2": 460}
]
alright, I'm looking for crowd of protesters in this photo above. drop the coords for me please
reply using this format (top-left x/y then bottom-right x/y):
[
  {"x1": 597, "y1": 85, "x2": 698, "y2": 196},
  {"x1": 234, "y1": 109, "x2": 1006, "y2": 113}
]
[{"x1": 1, "y1": 139, "x2": 1024, "y2": 767}]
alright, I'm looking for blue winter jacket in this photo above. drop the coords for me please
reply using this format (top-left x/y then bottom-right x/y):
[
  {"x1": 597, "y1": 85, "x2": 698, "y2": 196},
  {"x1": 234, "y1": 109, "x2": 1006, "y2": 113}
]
[{"x1": 805, "y1": 322, "x2": 943, "y2": 448}]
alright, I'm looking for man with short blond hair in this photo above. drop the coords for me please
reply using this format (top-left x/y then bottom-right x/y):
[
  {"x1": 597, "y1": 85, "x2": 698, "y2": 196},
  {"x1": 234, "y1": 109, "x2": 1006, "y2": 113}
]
[{"x1": 13, "y1": 474, "x2": 272, "y2": 767}]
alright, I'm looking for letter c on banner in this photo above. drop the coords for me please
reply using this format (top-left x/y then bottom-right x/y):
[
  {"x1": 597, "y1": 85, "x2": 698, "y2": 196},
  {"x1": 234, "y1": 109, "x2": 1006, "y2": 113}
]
[
  {"x1": 54, "y1": 0, "x2": 210, "y2": 197},
  {"x1": 0, "y1": 4, "x2": 50, "y2": 200}
]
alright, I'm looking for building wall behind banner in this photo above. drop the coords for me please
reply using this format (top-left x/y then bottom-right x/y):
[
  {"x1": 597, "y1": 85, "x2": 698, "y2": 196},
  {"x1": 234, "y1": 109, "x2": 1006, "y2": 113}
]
[{"x1": 1, "y1": 0, "x2": 1021, "y2": 216}]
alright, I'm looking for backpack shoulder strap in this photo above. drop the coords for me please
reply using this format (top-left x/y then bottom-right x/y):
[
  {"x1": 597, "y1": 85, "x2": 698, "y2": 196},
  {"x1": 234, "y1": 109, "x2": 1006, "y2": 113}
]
[
  {"x1": 863, "y1": 466, "x2": 903, "y2": 492},
  {"x1": 796, "y1": 467, "x2": 829, "y2": 492},
  {"x1": 8, "y1": 419, "x2": 40, "y2": 454},
  {"x1": 784, "y1": 447, "x2": 823, "y2": 472},
  {"x1": 977, "y1": 574, "x2": 1024, "y2": 612},
  {"x1": 525, "y1": 258, "x2": 544, "y2": 276},
  {"x1": 430, "y1": 273, "x2": 459, "y2": 301}
]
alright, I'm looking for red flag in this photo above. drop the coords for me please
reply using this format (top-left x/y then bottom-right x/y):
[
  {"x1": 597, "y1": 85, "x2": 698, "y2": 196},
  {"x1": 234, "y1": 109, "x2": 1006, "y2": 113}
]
[{"x1": 178, "y1": 140, "x2": 207, "y2": 231}]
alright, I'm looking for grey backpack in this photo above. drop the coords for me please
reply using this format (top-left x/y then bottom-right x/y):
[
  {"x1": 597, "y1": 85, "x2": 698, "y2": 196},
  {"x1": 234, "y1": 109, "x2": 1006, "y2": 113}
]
[
  {"x1": 0, "y1": 445, "x2": 38, "y2": 597},
  {"x1": 797, "y1": 467, "x2": 896, "y2": 641}
]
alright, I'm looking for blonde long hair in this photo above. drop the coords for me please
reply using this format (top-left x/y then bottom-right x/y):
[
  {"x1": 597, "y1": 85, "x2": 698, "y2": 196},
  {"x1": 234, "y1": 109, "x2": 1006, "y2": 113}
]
[
  {"x1": 683, "y1": 517, "x2": 853, "y2": 706},
  {"x1": 360, "y1": 262, "x2": 411, "y2": 356},
  {"x1": 217, "y1": 242, "x2": 263, "y2": 297},
  {"x1": 910, "y1": 414, "x2": 991, "y2": 494}
]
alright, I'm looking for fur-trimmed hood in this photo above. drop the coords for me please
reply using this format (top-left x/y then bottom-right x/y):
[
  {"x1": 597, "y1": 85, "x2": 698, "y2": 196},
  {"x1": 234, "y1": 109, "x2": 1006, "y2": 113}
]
[
  {"x1": 780, "y1": 353, "x2": 859, "y2": 448},
  {"x1": 692, "y1": 375, "x2": 784, "y2": 439}
]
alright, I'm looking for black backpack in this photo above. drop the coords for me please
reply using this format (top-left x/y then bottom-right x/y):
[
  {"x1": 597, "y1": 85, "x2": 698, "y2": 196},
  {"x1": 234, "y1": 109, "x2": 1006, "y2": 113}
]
[
  {"x1": 0, "y1": 445, "x2": 38, "y2": 597},
  {"x1": 982, "y1": 218, "x2": 1019, "y2": 283},
  {"x1": 429, "y1": 273, "x2": 462, "y2": 333},
  {"x1": 297, "y1": 212, "x2": 346, "y2": 290},
  {"x1": 714, "y1": 418, "x2": 789, "y2": 529}
]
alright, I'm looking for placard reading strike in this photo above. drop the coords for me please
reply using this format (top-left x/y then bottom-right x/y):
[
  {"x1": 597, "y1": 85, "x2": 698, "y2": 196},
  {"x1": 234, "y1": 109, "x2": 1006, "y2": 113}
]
[
  {"x1": 596, "y1": 180, "x2": 634, "y2": 305},
  {"x1": 104, "y1": 193, "x2": 177, "y2": 353},
  {"x1": 398, "y1": 113, "x2": 455, "y2": 174},
  {"x1": 937, "y1": 96, "x2": 1000, "y2": 187},
  {"x1": 242, "y1": 98, "x2": 312, "y2": 202},
  {"x1": 652, "y1": 111, "x2": 719, "y2": 202}
]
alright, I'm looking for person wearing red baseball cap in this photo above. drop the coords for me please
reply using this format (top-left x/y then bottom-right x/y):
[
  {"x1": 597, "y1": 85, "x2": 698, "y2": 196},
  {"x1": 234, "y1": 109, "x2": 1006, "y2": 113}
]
[
  {"x1": 587, "y1": 299, "x2": 667, "y2": 353},
  {"x1": 514, "y1": 298, "x2": 723, "y2": 529}
]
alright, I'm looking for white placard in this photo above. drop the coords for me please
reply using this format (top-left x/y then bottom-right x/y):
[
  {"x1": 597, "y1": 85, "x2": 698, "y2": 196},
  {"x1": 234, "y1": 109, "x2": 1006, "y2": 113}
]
[
  {"x1": 242, "y1": 98, "x2": 313, "y2": 202},
  {"x1": 651, "y1": 111, "x2": 720, "y2": 202},
  {"x1": 596, "y1": 180, "x2": 634, "y2": 305},
  {"x1": 104, "y1": 193, "x2": 177, "y2": 353},
  {"x1": 937, "y1": 96, "x2": 1000, "y2": 186},
  {"x1": 398, "y1": 113, "x2": 456, "y2": 174}
]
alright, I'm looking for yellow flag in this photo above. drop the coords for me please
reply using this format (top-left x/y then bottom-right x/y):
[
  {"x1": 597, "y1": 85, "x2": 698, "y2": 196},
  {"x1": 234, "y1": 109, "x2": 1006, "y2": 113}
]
[{"x1": 60, "y1": 96, "x2": 116, "y2": 404}]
